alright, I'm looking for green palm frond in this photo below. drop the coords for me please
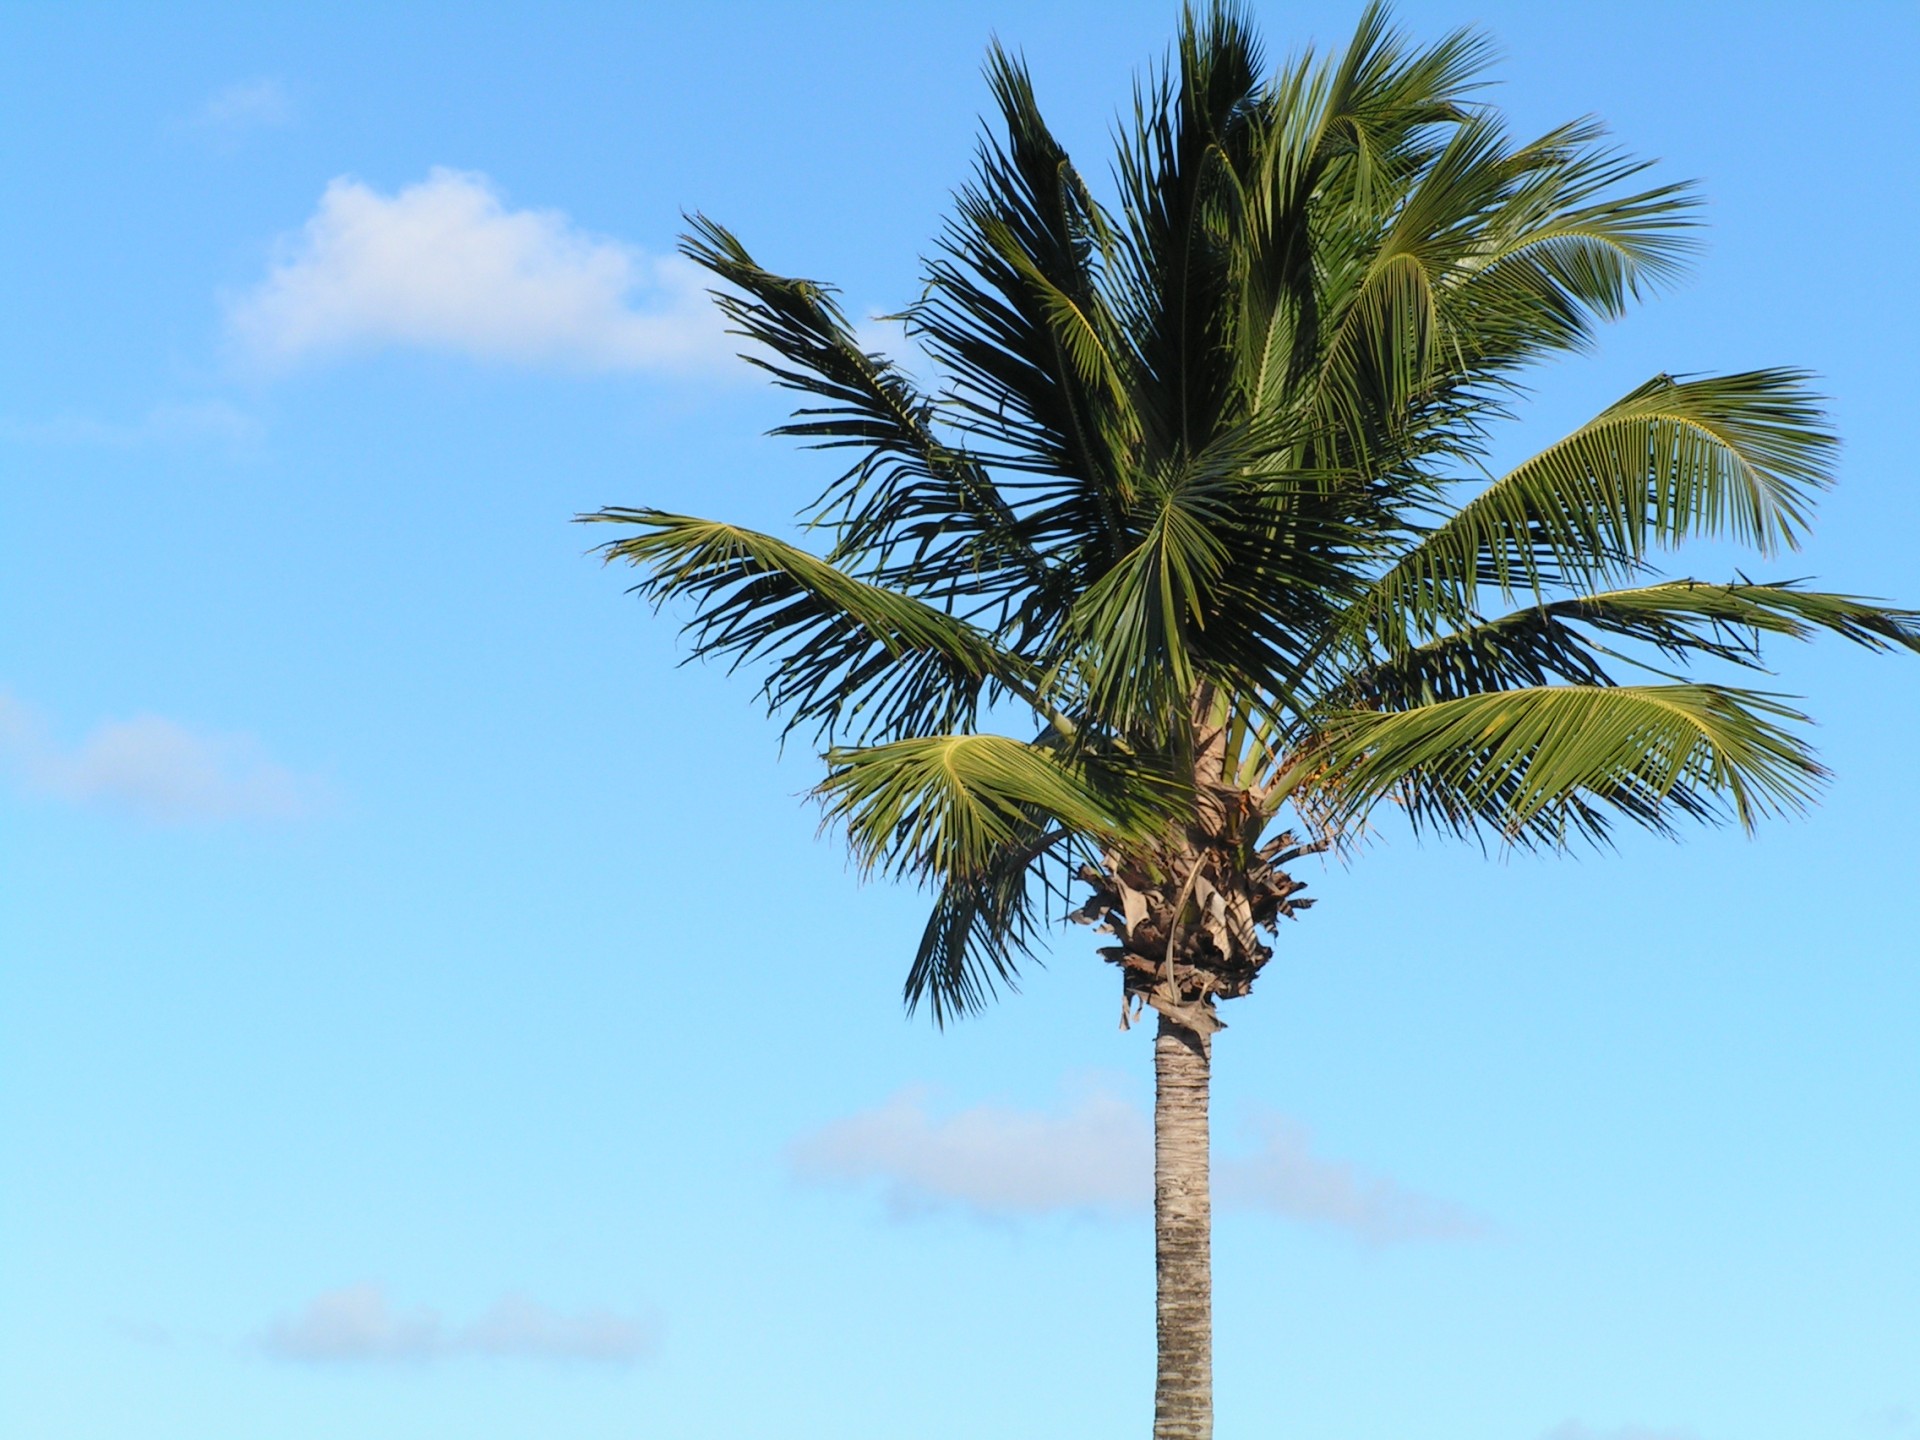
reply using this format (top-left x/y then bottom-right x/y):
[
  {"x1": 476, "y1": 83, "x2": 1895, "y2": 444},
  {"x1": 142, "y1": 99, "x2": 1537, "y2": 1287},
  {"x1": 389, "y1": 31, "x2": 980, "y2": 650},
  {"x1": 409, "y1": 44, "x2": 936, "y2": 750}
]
[
  {"x1": 1313, "y1": 2, "x2": 1491, "y2": 202},
  {"x1": 1441, "y1": 122, "x2": 1697, "y2": 366},
  {"x1": 1243, "y1": 30, "x2": 1699, "y2": 513},
  {"x1": 1307, "y1": 108, "x2": 1518, "y2": 432},
  {"x1": 1061, "y1": 461, "x2": 1235, "y2": 735},
  {"x1": 1362, "y1": 370, "x2": 1836, "y2": 642},
  {"x1": 1299, "y1": 683, "x2": 1825, "y2": 844},
  {"x1": 1342, "y1": 603, "x2": 1616, "y2": 706},
  {"x1": 1232, "y1": 5, "x2": 1490, "y2": 418},
  {"x1": 678, "y1": 217, "x2": 1042, "y2": 606},
  {"x1": 817, "y1": 734, "x2": 1183, "y2": 882},
  {"x1": 1550, "y1": 579, "x2": 1920, "y2": 662},
  {"x1": 1347, "y1": 580, "x2": 1920, "y2": 709},
  {"x1": 1107, "y1": 1, "x2": 1263, "y2": 458},
  {"x1": 909, "y1": 45, "x2": 1142, "y2": 581},
  {"x1": 905, "y1": 824, "x2": 1074, "y2": 1026},
  {"x1": 586, "y1": 510, "x2": 1044, "y2": 742}
]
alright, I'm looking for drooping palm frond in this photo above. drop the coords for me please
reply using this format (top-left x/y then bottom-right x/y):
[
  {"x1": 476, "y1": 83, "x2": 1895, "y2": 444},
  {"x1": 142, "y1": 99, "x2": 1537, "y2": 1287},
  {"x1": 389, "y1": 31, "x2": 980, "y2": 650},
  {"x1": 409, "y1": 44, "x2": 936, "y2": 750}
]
[
  {"x1": 816, "y1": 733, "x2": 1185, "y2": 882},
  {"x1": 820, "y1": 730, "x2": 1190, "y2": 1021},
  {"x1": 1340, "y1": 602, "x2": 1619, "y2": 706},
  {"x1": 584, "y1": 510, "x2": 1043, "y2": 742},
  {"x1": 1437, "y1": 120, "x2": 1697, "y2": 371},
  {"x1": 904, "y1": 823, "x2": 1074, "y2": 1026},
  {"x1": 1298, "y1": 682, "x2": 1826, "y2": 844},
  {"x1": 1552, "y1": 580, "x2": 1920, "y2": 666}
]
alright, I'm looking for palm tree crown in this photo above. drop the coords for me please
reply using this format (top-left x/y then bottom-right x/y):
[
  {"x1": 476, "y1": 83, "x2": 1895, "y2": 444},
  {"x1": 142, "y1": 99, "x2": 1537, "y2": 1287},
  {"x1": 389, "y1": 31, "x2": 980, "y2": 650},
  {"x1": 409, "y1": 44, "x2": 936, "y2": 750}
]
[
  {"x1": 587, "y1": 5, "x2": 1916, "y2": 1434},
  {"x1": 592, "y1": 2, "x2": 1916, "y2": 1025}
]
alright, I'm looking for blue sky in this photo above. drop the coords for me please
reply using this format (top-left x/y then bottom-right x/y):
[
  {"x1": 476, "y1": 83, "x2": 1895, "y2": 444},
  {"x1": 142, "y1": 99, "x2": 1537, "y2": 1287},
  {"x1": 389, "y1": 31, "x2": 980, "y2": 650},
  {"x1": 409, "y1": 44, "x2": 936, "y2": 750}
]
[{"x1": 2, "y1": 4, "x2": 1916, "y2": 1439}]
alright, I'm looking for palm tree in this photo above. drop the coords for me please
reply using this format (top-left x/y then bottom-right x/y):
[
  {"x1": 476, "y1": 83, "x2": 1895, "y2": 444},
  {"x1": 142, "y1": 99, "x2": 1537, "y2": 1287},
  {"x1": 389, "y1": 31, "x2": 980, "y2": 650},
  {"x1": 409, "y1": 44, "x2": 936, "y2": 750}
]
[{"x1": 585, "y1": 5, "x2": 1918, "y2": 1435}]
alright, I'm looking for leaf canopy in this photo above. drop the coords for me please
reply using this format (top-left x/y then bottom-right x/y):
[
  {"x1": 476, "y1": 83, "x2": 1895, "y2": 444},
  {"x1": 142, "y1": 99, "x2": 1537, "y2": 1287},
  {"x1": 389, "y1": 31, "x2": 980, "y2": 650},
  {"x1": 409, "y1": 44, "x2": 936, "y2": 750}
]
[{"x1": 590, "y1": 1, "x2": 1917, "y2": 1020}]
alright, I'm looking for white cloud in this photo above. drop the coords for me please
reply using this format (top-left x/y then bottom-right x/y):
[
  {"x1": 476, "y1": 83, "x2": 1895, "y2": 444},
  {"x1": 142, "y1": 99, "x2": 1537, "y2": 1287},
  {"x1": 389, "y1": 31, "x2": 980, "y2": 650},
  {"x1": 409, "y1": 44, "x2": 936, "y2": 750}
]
[
  {"x1": 1219, "y1": 1112, "x2": 1488, "y2": 1244},
  {"x1": 789, "y1": 1083, "x2": 1487, "y2": 1243},
  {"x1": 228, "y1": 168, "x2": 728, "y2": 373},
  {"x1": 260, "y1": 1284, "x2": 654, "y2": 1365},
  {"x1": 194, "y1": 78, "x2": 293, "y2": 136},
  {"x1": 0, "y1": 691, "x2": 324, "y2": 824},
  {"x1": 0, "y1": 400, "x2": 260, "y2": 449}
]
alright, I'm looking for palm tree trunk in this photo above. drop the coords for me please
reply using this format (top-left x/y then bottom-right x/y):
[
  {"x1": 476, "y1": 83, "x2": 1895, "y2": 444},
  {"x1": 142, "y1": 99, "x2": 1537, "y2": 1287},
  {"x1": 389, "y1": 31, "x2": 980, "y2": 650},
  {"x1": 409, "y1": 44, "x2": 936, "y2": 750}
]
[{"x1": 1153, "y1": 1012, "x2": 1213, "y2": 1439}]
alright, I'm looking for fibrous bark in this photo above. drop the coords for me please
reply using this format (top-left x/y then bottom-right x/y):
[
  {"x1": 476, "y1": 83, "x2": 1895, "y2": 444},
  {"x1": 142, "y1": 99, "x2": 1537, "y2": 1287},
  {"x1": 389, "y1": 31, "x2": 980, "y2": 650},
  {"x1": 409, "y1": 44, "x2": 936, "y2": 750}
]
[{"x1": 1153, "y1": 1013, "x2": 1214, "y2": 1439}]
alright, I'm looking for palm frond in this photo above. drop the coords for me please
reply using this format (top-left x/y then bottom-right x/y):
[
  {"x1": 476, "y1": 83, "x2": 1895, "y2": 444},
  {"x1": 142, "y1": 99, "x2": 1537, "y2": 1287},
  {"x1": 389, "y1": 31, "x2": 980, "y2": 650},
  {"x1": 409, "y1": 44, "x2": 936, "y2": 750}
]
[
  {"x1": 1059, "y1": 454, "x2": 1241, "y2": 737},
  {"x1": 1307, "y1": 108, "x2": 1512, "y2": 434},
  {"x1": 1362, "y1": 370, "x2": 1837, "y2": 642},
  {"x1": 1233, "y1": 5, "x2": 1490, "y2": 420},
  {"x1": 678, "y1": 217, "x2": 1042, "y2": 607},
  {"x1": 1557, "y1": 578, "x2": 1920, "y2": 665},
  {"x1": 1298, "y1": 682, "x2": 1825, "y2": 845},
  {"x1": 904, "y1": 825, "x2": 1074, "y2": 1026},
  {"x1": 1314, "y1": 2, "x2": 1492, "y2": 198},
  {"x1": 1342, "y1": 603, "x2": 1617, "y2": 706},
  {"x1": 817, "y1": 734, "x2": 1183, "y2": 882},
  {"x1": 1108, "y1": 0, "x2": 1264, "y2": 457},
  {"x1": 586, "y1": 509, "x2": 1042, "y2": 742},
  {"x1": 909, "y1": 44, "x2": 1142, "y2": 582},
  {"x1": 1441, "y1": 120, "x2": 1698, "y2": 367},
  {"x1": 1345, "y1": 580, "x2": 1920, "y2": 709}
]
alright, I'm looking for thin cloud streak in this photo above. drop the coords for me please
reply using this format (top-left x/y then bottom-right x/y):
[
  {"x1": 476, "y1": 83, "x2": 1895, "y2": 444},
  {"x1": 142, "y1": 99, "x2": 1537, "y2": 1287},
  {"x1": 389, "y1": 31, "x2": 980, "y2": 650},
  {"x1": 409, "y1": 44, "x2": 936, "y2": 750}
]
[
  {"x1": 228, "y1": 168, "x2": 729, "y2": 374},
  {"x1": 261, "y1": 1285, "x2": 655, "y2": 1365},
  {"x1": 1219, "y1": 1113, "x2": 1487, "y2": 1243},
  {"x1": 790, "y1": 1084, "x2": 1488, "y2": 1243},
  {"x1": 0, "y1": 691, "x2": 325, "y2": 824},
  {"x1": 0, "y1": 400, "x2": 260, "y2": 450},
  {"x1": 790, "y1": 1086, "x2": 1149, "y2": 1220},
  {"x1": 193, "y1": 78, "x2": 293, "y2": 135}
]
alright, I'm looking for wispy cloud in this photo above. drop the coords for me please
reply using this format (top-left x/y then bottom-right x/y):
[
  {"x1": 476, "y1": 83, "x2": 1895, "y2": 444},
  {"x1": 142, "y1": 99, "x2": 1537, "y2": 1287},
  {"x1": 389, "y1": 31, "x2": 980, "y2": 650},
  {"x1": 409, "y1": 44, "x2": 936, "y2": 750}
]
[
  {"x1": 791, "y1": 1085, "x2": 1149, "y2": 1220},
  {"x1": 461, "y1": 1294, "x2": 654, "y2": 1363},
  {"x1": 227, "y1": 168, "x2": 728, "y2": 374},
  {"x1": 191, "y1": 78, "x2": 293, "y2": 138},
  {"x1": 789, "y1": 1083, "x2": 1488, "y2": 1243},
  {"x1": 1219, "y1": 1112, "x2": 1486, "y2": 1243},
  {"x1": 0, "y1": 400, "x2": 260, "y2": 450},
  {"x1": 107, "y1": 1318, "x2": 175, "y2": 1348},
  {"x1": 260, "y1": 1284, "x2": 655, "y2": 1365},
  {"x1": 0, "y1": 691, "x2": 325, "y2": 824},
  {"x1": 264, "y1": 1285, "x2": 439, "y2": 1362}
]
